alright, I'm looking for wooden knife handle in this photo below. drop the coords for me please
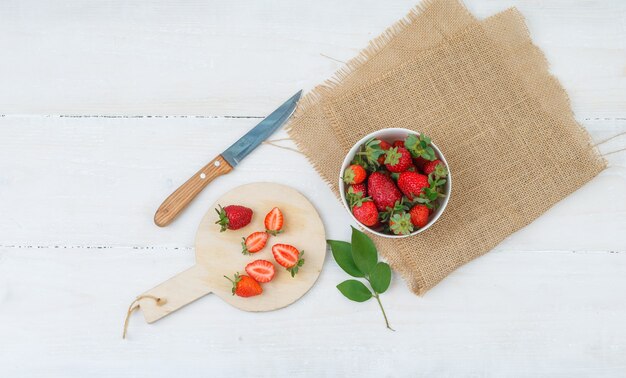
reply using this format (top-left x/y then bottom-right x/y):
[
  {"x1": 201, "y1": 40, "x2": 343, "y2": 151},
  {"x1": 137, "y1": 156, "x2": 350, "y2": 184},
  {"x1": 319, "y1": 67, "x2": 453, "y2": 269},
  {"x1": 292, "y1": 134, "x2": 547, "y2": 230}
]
[{"x1": 154, "y1": 155, "x2": 233, "y2": 227}]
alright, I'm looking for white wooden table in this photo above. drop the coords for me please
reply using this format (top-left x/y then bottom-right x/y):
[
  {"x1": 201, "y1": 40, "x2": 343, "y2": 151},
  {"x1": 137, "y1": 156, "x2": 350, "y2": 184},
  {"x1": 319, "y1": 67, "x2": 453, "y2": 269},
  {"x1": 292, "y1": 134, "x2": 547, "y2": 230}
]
[{"x1": 1, "y1": 1, "x2": 625, "y2": 376}]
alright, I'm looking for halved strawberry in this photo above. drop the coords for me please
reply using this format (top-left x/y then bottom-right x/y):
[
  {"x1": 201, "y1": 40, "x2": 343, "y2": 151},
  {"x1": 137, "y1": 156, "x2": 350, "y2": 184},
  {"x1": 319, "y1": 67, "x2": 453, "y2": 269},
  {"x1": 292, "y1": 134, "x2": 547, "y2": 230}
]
[
  {"x1": 241, "y1": 231, "x2": 269, "y2": 255},
  {"x1": 264, "y1": 207, "x2": 284, "y2": 236},
  {"x1": 223, "y1": 273, "x2": 262, "y2": 297},
  {"x1": 271, "y1": 244, "x2": 305, "y2": 277},
  {"x1": 245, "y1": 259, "x2": 275, "y2": 283}
]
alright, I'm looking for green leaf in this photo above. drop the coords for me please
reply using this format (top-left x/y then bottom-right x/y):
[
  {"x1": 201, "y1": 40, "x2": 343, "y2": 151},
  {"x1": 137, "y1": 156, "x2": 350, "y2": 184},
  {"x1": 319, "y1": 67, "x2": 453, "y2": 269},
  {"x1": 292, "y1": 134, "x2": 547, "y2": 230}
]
[
  {"x1": 350, "y1": 226, "x2": 378, "y2": 275},
  {"x1": 423, "y1": 147, "x2": 436, "y2": 161},
  {"x1": 370, "y1": 262, "x2": 392, "y2": 293},
  {"x1": 336, "y1": 280, "x2": 372, "y2": 302},
  {"x1": 327, "y1": 240, "x2": 364, "y2": 278}
]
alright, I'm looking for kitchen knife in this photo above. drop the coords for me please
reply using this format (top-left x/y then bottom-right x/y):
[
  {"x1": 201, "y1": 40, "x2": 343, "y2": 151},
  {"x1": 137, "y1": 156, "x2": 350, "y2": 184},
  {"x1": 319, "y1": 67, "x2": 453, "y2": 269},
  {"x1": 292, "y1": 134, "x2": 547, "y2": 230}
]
[{"x1": 154, "y1": 90, "x2": 302, "y2": 227}]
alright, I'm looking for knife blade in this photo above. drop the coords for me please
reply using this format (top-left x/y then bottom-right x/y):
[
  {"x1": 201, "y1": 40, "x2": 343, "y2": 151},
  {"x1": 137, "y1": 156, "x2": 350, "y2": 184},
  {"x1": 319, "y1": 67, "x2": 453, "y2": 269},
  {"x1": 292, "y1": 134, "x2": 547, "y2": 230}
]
[{"x1": 154, "y1": 90, "x2": 302, "y2": 227}]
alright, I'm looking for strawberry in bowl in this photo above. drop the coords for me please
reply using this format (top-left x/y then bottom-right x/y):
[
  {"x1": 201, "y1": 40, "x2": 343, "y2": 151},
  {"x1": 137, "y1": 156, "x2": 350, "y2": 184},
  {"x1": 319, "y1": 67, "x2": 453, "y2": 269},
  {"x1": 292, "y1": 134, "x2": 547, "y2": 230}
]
[{"x1": 339, "y1": 128, "x2": 451, "y2": 238}]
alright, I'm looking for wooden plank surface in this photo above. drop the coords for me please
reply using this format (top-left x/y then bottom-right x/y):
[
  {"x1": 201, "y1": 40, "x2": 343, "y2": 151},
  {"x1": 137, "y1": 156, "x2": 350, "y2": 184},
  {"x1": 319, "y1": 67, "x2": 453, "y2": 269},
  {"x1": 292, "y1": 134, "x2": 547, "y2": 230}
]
[
  {"x1": 0, "y1": 0, "x2": 624, "y2": 116},
  {"x1": 0, "y1": 0, "x2": 625, "y2": 377}
]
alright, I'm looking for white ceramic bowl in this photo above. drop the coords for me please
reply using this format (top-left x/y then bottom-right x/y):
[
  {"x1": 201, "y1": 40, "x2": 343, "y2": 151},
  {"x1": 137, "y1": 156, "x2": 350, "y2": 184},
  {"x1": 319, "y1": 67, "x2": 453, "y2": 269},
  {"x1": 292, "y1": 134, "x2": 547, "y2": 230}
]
[{"x1": 339, "y1": 128, "x2": 452, "y2": 238}]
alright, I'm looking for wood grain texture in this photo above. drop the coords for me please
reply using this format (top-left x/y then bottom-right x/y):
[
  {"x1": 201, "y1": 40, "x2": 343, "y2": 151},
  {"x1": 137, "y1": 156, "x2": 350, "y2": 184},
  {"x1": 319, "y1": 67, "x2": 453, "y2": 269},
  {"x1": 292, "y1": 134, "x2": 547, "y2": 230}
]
[
  {"x1": 0, "y1": 0, "x2": 624, "y2": 116},
  {"x1": 0, "y1": 0, "x2": 624, "y2": 377},
  {"x1": 140, "y1": 182, "x2": 326, "y2": 323},
  {"x1": 154, "y1": 155, "x2": 232, "y2": 226},
  {"x1": 1, "y1": 246, "x2": 625, "y2": 377}
]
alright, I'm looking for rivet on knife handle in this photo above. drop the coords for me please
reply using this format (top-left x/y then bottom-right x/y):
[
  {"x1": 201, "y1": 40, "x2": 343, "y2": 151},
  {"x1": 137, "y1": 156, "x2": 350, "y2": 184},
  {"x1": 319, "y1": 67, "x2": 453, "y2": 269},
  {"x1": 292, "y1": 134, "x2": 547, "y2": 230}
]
[{"x1": 154, "y1": 155, "x2": 233, "y2": 227}]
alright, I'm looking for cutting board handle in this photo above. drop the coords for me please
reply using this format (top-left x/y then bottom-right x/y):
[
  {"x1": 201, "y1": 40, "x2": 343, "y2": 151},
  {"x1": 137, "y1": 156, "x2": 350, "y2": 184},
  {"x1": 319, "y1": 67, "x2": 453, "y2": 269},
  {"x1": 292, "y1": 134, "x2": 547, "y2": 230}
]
[
  {"x1": 154, "y1": 155, "x2": 233, "y2": 227},
  {"x1": 138, "y1": 264, "x2": 213, "y2": 323}
]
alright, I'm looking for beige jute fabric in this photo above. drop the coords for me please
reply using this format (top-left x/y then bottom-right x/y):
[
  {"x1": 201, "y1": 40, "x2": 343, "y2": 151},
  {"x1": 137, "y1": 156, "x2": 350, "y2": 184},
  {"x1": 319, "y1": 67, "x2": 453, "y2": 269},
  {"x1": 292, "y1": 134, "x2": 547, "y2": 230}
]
[{"x1": 287, "y1": 0, "x2": 606, "y2": 294}]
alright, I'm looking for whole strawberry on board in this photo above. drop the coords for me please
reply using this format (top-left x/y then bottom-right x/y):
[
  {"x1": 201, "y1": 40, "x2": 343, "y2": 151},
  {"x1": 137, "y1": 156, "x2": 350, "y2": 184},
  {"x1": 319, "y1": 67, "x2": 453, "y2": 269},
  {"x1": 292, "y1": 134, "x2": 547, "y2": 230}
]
[
  {"x1": 264, "y1": 207, "x2": 284, "y2": 236},
  {"x1": 241, "y1": 231, "x2": 269, "y2": 255},
  {"x1": 224, "y1": 273, "x2": 262, "y2": 297},
  {"x1": 215, "y1": 205, "x2": 253, "y2": 232},
  {"x1": 272, "y1": 244, "x2": 305, "y2": 277}
]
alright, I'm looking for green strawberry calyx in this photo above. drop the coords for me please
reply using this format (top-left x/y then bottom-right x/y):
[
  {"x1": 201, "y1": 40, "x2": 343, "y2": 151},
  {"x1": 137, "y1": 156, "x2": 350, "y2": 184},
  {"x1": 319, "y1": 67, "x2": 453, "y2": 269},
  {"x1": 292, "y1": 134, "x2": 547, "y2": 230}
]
[
  {"x1": 389, "y1": 212, "x2": 414, "y2": 235},
  {"x1": 410, "y1": 173, "x2": 447, "y2": 208},
  {"x1": 240, "y1": 237, "x2": 251, "y2": 255},
  {"x1": 223, "y1": 273, "x2": 242, "y2": 295},
  {"x1": 287, "y1": 251, "x2": 305, "y2": 277},
  {"x1": 346, "y1": 186, "x2": 369, "y2": 208},
  {"x1": 379, "y1": 198, "x2": 410, "y2": 223},
  {"x1": 354, "y1": 138, "x2": 386, "y2": 170},
  {"x1": 343, "y1": 166, "x2": 357, "y2": 184},
  {"x1": 384, "y1": 147, "x2": 402, "y2": 166},
  {"x1": 214, "y1": 205, "x2": 230, "y2": 232},
  {"x1": 405, "y1": 133, "x2": 436, "y2": 161}
]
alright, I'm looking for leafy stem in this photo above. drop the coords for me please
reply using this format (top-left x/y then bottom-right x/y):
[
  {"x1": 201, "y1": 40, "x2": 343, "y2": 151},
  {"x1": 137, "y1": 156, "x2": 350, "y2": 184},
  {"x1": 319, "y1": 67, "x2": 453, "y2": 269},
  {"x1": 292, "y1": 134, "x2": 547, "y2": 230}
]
[
  {"x1": 328, "y1": 227, "x2": 394, "y2": 331},
  {"x1": 372, "y1": 292, "x2": 394, "y2": 331},
  {"x1": 362, "y1": 272, "x2": 394, "y2": 331}
]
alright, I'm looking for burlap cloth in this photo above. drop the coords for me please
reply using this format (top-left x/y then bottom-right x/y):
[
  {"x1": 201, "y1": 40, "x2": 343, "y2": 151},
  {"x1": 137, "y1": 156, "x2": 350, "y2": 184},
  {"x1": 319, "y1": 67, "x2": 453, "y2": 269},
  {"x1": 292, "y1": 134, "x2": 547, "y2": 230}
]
[{"x1": 287, "y1": 0, "x2": 606, "y2": 295}]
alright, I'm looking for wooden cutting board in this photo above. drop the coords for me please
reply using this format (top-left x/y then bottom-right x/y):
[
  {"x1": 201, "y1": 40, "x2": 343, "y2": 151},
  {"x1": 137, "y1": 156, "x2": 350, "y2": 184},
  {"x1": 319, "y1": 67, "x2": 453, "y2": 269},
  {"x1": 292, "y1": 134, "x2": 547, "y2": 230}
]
[{"x1": 137, "y1": 182, "x2": 327, "y2": 323}]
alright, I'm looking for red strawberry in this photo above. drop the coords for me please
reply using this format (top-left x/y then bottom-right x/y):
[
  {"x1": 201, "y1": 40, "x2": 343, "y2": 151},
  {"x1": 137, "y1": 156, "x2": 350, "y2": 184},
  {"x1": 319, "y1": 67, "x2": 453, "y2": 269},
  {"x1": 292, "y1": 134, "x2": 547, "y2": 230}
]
[
  {"x1": 215, "y1": 205, "x2": 253, "y2": 232},
  {"x1": 377, "y1": 139, "x2": 392, "y2": 165},
  {"x1": 224, "y1": 273, "x2": 262, "y2": 297},
  {"x1": 352, "y1": 200, "x2": 379, "y2": 227},
  {"x1": 384, "y1": 147, "x2": 413, "y2": 172},
  {"x1": 368, "y1": 172, "x2": 402, "y2": 211},
  {"x1": 413, "y1": 156, "x2": 428, "y2": 170},
  {"x1": 370, "y1": 220, "x2": 383, "y2": 230},
  {"x1": 350, "y1": 183, "x2": 367, "y2": 198},
  {"x1": 397, "y1": 171, "x2": 429, "y2": 200},
  {"x1": 264, "y1": 207, "x2": 284, "y2": 236},
  {"x1": 241, "y1": 231, "x2": 269, "y2": 255},
  {"x1": 272, "y1": 244, "x2": 305, "y2": 277},
  {"x1": 393, "y1": 140, "x2": 405, "y2": 148},
  {"x1": 343, "y1": 164, "x2": 367, "y2": 184},
  {"x1": 409, "y1": 205, "x2": 430, "y2": 228},
  {"x1": 423, "y1": 159, "x2": 444, "y2": 175},
  {"x1": 245, "y1": 260, "x2": 275, "y2": 283}
]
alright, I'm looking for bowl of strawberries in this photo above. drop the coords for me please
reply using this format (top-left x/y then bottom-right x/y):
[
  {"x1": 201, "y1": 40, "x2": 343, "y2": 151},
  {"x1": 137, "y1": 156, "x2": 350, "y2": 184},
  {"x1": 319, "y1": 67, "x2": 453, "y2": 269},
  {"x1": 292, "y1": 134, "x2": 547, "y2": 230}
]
[{"x1": 339, "y1": 128, "x2": 451, "y2": 238}]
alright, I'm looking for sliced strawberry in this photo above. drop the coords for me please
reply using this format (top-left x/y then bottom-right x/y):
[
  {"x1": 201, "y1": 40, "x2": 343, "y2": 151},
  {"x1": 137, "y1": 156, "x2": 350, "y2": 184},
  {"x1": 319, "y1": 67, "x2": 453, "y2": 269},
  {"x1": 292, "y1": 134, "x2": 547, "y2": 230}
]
[
  {"x1": 241, "y1": 231, "x2": 269, "y2": 255},
  {"x1": 271, "y1": 244, "x2": 305, "y2": 277},
  {"x1": 223, "y1": 273, "x2": 262, "y2": 297},
  {"x1": 245, "y1": 260, "x2": 275, "y2": 283},
  {"x1": 264, "y1": 207, "x2": 284, "y2": 236}
]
